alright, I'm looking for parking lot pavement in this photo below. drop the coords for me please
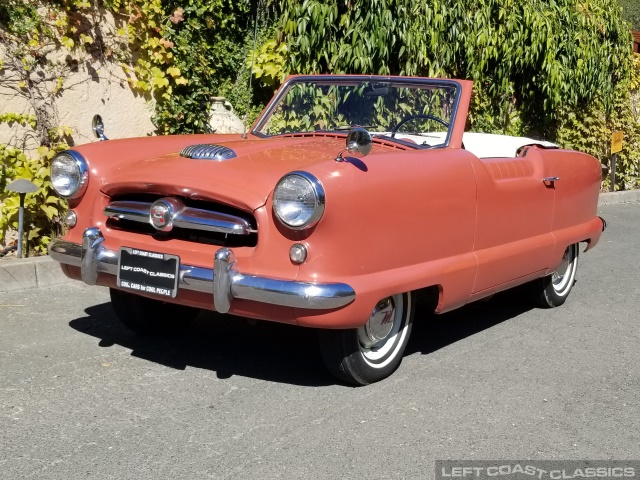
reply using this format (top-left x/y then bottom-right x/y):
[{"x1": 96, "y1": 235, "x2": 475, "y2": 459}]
[{"x1": 1, "y1": 202, "x2": 639, "y2": 480}]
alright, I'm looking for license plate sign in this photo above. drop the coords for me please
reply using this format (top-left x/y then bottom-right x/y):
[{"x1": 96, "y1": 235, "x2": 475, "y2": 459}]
[{"x1": 117, "y1": 247, "x2": 179, "y2": 298}]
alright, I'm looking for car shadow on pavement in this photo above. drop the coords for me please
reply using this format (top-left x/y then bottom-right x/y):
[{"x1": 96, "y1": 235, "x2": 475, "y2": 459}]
[
  {"x1": 406, "y1": 289, "x2": 534, "y2": 356},
  {"x1": 68, "y1": 290, "x2": 533, "y2": 387},
  {"x1": 69, "y1": 303, "x2": 334, "y2": 387}
]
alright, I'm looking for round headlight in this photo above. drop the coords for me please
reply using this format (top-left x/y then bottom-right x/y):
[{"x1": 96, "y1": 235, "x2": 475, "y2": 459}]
[
  {"x1": 273, "y1": 171, "x2": 325, "y2": 229},
  {"x1": 51, "y1": 151, "x2": 89, "y2": 199}
]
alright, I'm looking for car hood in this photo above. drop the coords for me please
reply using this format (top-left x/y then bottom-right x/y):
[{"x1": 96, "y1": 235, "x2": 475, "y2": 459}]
[{"x1": 75, "y1": 134, "x2": 357, "y2": 212}]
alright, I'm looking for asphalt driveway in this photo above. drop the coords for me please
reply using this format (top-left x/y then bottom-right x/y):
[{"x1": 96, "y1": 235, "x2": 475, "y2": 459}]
[{"x1": 1, "y1": 202, "x2": 638, "y2": 479}]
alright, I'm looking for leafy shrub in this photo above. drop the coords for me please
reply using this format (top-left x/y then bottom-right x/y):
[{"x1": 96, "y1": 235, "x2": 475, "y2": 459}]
[
  {"x1": 114, "y1": 0, "x2": 277, "y2": 134},
  {"x1": 0, "y1": 145, "x2": 67, "y2": 255},
  {"x1": 557, "y1": 54, "x2": 640, "y2": 190}
]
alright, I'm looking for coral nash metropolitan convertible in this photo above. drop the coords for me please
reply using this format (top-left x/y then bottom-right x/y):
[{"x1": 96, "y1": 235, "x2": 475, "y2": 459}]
[{"x1": 48, "y1": 75, "x2": 605, "y2": 385}]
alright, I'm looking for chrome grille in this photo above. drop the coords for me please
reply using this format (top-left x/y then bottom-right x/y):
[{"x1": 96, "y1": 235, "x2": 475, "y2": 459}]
[
  {"x1": 104, "y1": 195, "x2": 257, "y2": 247},
  {"x1": 180, "y1": 144, "x2": 236, "y2": 161}
]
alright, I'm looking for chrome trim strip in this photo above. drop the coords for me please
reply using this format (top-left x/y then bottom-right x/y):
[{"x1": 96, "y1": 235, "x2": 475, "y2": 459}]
[
  {"x1": 173, "y1": 209, "x2": 253, "y2": 234},
  {"x1": 104, "y1": 201, "x2": 149, "y2": 222},
  {"x1": 104, "y1": 201, "x2": 255, "y2": 235},
  {"x1": 48, "y1": 233, "x2": 355, "y2": 310}
]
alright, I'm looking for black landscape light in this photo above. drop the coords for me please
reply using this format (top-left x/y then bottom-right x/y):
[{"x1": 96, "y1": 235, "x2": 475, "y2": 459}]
[{"x1": 5, "y1": 178, "x2": 38, "y2": 258}]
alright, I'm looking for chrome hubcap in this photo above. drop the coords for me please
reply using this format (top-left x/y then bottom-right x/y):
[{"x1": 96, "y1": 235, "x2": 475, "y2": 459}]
[
  {"x1": 552, "y1": 250, "x2": 570, "y2": 285},
  {"x1": 551, "y1": 244, "x2": 577, "y2": 295},
  {"x1": 358, "y1": 297, "x2": 396, "y2": 349}
]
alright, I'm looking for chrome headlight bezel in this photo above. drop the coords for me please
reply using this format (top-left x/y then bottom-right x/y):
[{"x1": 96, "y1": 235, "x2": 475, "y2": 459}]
[
  {"x1": 273, "y1": 171, "x2": 325, "y2": 230},
  {"x1": 51, "y1": 150, "x2": 89, "y2": 199}
]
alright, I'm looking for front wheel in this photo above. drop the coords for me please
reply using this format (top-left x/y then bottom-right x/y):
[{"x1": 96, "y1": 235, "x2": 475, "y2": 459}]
[
  {"x1": 319, "y1": 292, "x2": 415, "y2": 386},
  {"x1": 110, "y1": 288, "x2": 200, "y2": 335},
  {"x1": 529, "y1": 243, "x2": 579, "y2": 308}
]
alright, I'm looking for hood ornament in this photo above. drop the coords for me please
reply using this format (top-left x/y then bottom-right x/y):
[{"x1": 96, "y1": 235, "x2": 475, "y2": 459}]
[
  {"x1": 335, "y1": 127, "x2": 372, "y2": 162},
  {"x1": 180, "y1": 144, "x2": 237, "y2": 161}
]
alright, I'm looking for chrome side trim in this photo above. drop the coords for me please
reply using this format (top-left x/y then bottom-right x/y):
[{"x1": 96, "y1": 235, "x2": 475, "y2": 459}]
[
  {"x1": 104, "y1": 201, "x2": 255, "y2": 235},
  {"x1": 104, "y1": 201, "x2": 149, "y2": 222},
  {"x1": 173, "y1": 209, "x2": 254, "y2": 234},
  {"x1": 49, "y1": 233, "x2": 355, "y2": 311},
  {"x1": 180, "y1": 144, "x2": 237, "y2": 161}
]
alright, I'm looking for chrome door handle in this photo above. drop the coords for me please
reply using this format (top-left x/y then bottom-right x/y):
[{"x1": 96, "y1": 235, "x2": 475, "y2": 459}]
[{"x1": 542, "y1": 176, "x2": 560, "y2": 182}]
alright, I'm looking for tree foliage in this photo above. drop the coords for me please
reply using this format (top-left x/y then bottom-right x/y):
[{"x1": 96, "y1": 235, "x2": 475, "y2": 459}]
[
  {"x1": 147, "y1": 0, "x2": 257, "y2": 134},
  {"x1": 104, "y1": 0, "x2": 277, "y2": 134},
  {"x1": 556, "y1": 54, "x2": 640, "y2": 190},
  {"x1": 276, "y1": 0, "x2": 632, "y2": 132},
  {"x1": 618, "y1": 0, "x2": 640, "y2": 30}
]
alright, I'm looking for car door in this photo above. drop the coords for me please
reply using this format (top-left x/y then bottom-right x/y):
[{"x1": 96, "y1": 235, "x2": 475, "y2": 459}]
[{"x1": 470, "y1": 146, "x2": 556, "y2": 295}]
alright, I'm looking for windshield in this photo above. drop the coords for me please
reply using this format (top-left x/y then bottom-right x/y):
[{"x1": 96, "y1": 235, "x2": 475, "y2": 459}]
[{"x1": 252, "y1": 77, "x2": 460, "y2": 148}]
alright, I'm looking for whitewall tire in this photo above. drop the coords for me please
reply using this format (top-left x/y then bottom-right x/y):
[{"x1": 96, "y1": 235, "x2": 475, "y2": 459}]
[
  {"x1": 319, "y1": 292, "x2": 415, "y2": 385},
  {"x1": 530, "y1": 243, "x2": 579, "y2": 308}
]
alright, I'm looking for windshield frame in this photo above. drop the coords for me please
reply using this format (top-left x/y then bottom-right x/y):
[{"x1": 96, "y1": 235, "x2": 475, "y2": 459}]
[{"x1": 250, "y1": 75, "x2": 464, "y2": 149}]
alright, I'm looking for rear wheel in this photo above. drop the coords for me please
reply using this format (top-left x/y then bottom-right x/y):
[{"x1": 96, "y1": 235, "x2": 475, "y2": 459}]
[
  {"x1": 529, "y1": 243, "x2": 579, "y2": 308},
  {"x1": 319, "y1": 292, "x2": 415, "y2": 386},
  {"x1": 110, "y1": 288, "x2": 199, "y2": 335}
]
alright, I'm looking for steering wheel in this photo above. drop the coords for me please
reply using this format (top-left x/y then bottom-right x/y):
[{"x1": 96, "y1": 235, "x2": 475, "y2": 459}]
[{"x1": 390, "y1": 114, "x2": 449, "y2": 138}]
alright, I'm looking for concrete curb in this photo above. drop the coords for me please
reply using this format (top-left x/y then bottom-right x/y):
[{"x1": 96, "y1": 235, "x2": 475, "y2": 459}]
[
  {"x1": 0, "y1": 256, "x2": 72, "y2": 294},
  {"x1": 598, "y1": 190, "x2": 640, "y2": 206},
  {"x1": 0, "y1": 190, "x2": 637, "y2": 294}
]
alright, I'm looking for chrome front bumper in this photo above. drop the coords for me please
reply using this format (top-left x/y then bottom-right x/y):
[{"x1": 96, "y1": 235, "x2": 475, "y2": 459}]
[{"x1": 48, "y1": 227, "x2": 355, "y2": 312}]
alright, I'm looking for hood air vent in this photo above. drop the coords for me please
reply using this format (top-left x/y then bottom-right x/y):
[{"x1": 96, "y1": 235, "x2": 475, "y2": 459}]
[{"x1": 180, "y1": 144, "x2": 237, "y2": 161}]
